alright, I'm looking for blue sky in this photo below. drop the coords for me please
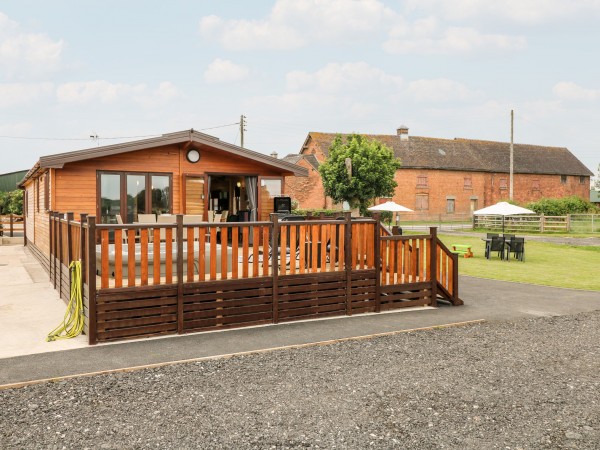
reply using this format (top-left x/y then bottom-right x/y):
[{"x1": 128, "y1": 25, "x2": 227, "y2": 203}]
[{"x1": 1, "y1": 0, "x2": 599, "y2": 179}]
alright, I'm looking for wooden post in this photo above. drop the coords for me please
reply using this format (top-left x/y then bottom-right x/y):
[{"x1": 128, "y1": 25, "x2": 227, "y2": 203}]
[
  {"x1": 429, "y1": 226, "x2": 438, "y2": 307},
  {"x1": 271, "y1": 214, "x2": 279, "y2": 323},
  {"x1": 53, "y1": 212, "x2": 58, "y2": 289},
  {"x1": 87, "y1": 216, "x2": 97, "y2": 345},
  {"x1": 373, "y1": 212, "x2": 381, "y2": 313},
  {"x1": 306, "y1": 211, "x2": 312, "y2": 220},
  {"x1": 319, "y1": 211, "x2": 325, "y2": 220},
  {"x1": 566, "y1": 214, "x2": 571, "y2": 232},
  {"x1": 176, "y1": 214, "x2": 184, "y2": 334},
  {"x1": 22, "y1": 190, "x2": 27, "y2": 246},
  {"x1": 540, "y1": 214, "x2": 545, "y2": 233},
  {"x1": 472, "y1": 214, "x2": 476, "y2": 230},
  {"x1": 344, "y1": 212, "x2": 353, "y2": 315},
  {"x1": 9, "y1": 213, "x2": 13, "y2": 237},
  {"x1": 452, "y1": 253, "x2": 459, "y2": 300},
  {"x1": 66, "y1": 212, "x2": 73, "y2": 294},
  {"x1": 48, "y1": 211, "x2": 53, "y2": 282},
  {"x1": 66, "y1": 212, "x2": 74, "y2": 266},
  {"x1": 392, "y1": 225, "x2": 401, "y2": 236},
  {"x1": 80, "y1": 214, "x2": 88, "y2": 283},
  {"x1": 58, "y1": 212, "x2": 63, "y2": 299}
]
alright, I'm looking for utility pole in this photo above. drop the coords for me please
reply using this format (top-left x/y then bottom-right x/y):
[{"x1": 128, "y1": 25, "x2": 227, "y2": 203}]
[
  {"x1": 240, "y1": 115, "x2": 247, "y2": 148},
  {"x1": 510, "y1": 109, "x2": 514, "y2": 201}
]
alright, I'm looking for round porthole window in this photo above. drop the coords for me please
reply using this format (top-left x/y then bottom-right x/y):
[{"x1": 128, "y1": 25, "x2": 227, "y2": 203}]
[{"x1": 186, "y1": 149, "x2": 201, "y2": 163}]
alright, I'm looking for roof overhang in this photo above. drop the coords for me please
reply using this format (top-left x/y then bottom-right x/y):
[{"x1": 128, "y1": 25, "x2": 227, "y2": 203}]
[{"x1": 19, "y1": 129, "x2": 307, "y2": 186}]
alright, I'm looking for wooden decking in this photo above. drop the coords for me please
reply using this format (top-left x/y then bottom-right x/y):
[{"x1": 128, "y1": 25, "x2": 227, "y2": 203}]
[{"x1": 45, "y1": 212, "x2": 462, "y2": 344}]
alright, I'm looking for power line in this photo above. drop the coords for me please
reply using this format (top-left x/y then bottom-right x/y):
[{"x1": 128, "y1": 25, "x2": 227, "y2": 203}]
[{"x1": 0, "y1": 121, "x2": 240, "y2": 142}]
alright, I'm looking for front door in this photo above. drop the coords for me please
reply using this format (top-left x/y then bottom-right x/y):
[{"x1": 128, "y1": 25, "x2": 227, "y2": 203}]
[{"x1": 470, "y1": 199, "x2": 478, "y2": 214}]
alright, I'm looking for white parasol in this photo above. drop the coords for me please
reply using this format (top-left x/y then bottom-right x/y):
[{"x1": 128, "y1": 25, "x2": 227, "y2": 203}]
[
  {"x1": 473, "y1": 202, "x2": 534, "y2": 232},
  {"x1": 368, "y1": 201, "x2": 413, "y2": 225}
]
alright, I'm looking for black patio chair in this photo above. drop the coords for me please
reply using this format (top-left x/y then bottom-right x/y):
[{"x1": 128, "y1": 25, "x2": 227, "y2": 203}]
[
  {"x1": 506, "y1": 237, "x2": 525, "y2": 262},
  {"x1": 503, "y1": 234, "x2": 515, "y2": 241},
  {"x1": 486, "y1": 235, "x2": 505, "y2": 260},
  {"x1": 486, "y1": 233, "x2": 499, "y2": 239}
]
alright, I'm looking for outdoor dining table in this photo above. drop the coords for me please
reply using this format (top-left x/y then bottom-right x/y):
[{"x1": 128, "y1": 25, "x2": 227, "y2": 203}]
[{"x1": 481, "y1": 236, "x2": 526, "y2": 261}]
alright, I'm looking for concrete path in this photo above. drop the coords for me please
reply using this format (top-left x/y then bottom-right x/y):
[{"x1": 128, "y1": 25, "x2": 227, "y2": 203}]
[
  {"x1": 1, "y1": 274, "x2": 599, "y2": 386},
  {"x1": 0, "y1": 245, "x2": 87, "y2": 359}
]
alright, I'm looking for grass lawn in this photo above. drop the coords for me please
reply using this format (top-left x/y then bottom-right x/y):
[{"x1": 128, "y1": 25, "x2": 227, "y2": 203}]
[{"x1": 437, "y1": 234, "x2": 600, "y2": 291}]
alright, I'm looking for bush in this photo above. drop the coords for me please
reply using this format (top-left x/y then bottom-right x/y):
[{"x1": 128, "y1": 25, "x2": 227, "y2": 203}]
[
  {"x1": 524, "y1": 196, "x2": 599, "y2": 215},
  {"x1": 0, "y1": 190, "x2": 24, "y2": 215},
  {"x1": 293, "y1": 209, "x2": 344, "y2": 217}
]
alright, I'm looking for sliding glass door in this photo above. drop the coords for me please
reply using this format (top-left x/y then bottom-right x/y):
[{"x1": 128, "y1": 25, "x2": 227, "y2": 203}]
[{"x1": 98, "y1": 171, "x2": 172, "y2": 223}]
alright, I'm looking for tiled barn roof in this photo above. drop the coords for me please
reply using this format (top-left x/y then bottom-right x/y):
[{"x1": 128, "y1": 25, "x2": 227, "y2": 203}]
[{"x1": 304, "y1": 132, "x2": 593, "y2": 176}]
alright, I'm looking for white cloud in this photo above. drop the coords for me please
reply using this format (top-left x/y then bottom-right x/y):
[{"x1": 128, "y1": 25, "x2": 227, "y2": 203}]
[
  {"x1": 199, "y1": 0, "x2": 399, "y2": 50},
  {"x1": 407, "y1": 78, "x2": 482, "y2": 103},
  {"x1": 56, "y1": 81, "x2": 147, "y2": 104},
  {"x1": 0, "y1": 82, "x2": 54, "y2": 107},
  {"x1": 0, "y1": 12, "x2": 64, "y2": 77},
  {"x1": 384, "y1": 25, "x2": 526, "y2": 55},
  {"x1": 204, "y1": 58, "x2": 249, "y2": 84},
  {"x1": 404, "y1": 0, "x2": 600, "y2": 24},
  {"x1": 553, "y1": 81, "x2": 600, "y2": 102},
  {"x1": 286, "y1": 62, "x2": 403, "y2": 93}
]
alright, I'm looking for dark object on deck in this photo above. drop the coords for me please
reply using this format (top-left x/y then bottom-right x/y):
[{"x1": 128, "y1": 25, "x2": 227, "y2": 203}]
[
  {"x1": 506, "y1": 237, "x2": 525, "y2": 262},
  {"x1": 274, "y1": 196, "x2": 292, "y2": 214},
  {"x1": 486, "y1": 233, "x2": 499, "y2": 239},
  {"x1": 503, "y1": 234, "x2": 515, "y2": 241},
  {"x1": 238, "y1": 210, "x2": 250, "y2": 222},
  {"x1": 486, "y1": 236, "x2": 505, "y2": 260}
]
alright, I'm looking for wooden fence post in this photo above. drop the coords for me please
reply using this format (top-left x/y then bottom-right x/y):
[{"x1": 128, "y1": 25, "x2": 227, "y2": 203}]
[
  {"x1": 66, "y1": 212, "x2": 74, "y2": 266},
  {"x1": 373, "y1": 212, "x2": 381, "y2": 313},
  {"x1": 540, "y1": 214, "x2": 545, "y2": 233},
  {"x1": 176, "y1": 214, "x2": 184, "y2": 334},
  {"x1": 429, "y1": 226, "x2": 438, "y2": 308},
  {"x1": 87, "y1": 216, "x2": 97, "y2": 345},
  {"x1": 49, "y1": 211, "x2": 53, "y2": 282},
  {"x1": 80, "y1": 214, "x2": 88, "y2": 283},
  {"x1": 9, "y1": 213, "x2": 13, "y2": 237},
  {"x1": 58, "y1": 212, "x2": 63, "y2": 299},
  {"x1": 566, "y1": 214, "x2": 571, "y2": 232},
  {"x1": 271, "y1": 214, "x2": 280, "y2": 324},
  {"x1": 344, "y1": 211, "x2": 353, "y2": 315}
]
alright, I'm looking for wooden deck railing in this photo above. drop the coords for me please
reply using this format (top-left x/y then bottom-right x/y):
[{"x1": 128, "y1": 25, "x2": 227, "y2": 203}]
[
  {"x1": 44, "y1": 211, "x2": 462, "y2": 345},
  {"x1": 0, "y1": 214, "x2": 24, "y2": 237}
]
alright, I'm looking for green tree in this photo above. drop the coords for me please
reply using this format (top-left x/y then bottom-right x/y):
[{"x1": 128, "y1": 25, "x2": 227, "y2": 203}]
[{"x1": 319, "y1": 134, "x2": 402, "y2": 215}]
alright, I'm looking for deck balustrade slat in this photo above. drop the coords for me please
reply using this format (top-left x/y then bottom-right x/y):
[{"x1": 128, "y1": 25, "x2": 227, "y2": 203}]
[
  {"x1": 221, "y1": 227, "x2": 228, "y2": 280},
  {"x1": 127, "y1": 230, "x2": 135, "y2": 287},
  {"x1": 165, "y1": 229, "x2": 173, "y2": 284},
  {"x1": 114, "y1": 230, "x2": 122, "y2": 288},
  {"x1": 311, "y1": 225, "x2": 318, "y2": 273},
  {"x1": 298, "y1": 225, "x2": 306, "y2": 274},
  {"x1": 210, "y1": 227, "x2": 217, "y2": 280},
  {"x1": 280, "y1": 225, "x2": 287, "y2": 276},
  {"x1": 289, "y1": 226, "x2": 297, "y2": 275},
  {"x1": 100, "y1": 229, "x2": 109, "y2": 289},
  {"x1": 329, "y1": 224, "x2": 336, "y2": 273},
  {"x1": 140, "y1": 229, "x2": 149, "y2": 286},
  {"x1": 187, "y1": 227, "x2": 195, "y2": 282},
  {"x1": 253, "y1": 227, "x2": 260, "y2": 277},
  {"x1": 242, "y1": 227, "x2": 249, "y2": 278},
  {"x1": 263, "y1": 226, "x2": 270, "y2": 277},
  {"x1": 231, "y1": 227, "x2": 238, "y2": 279},
  {"x1": 198, "y1": 228, "x2": 205, "y2": 282},
  {"x1": 153, "y1": 229, "x2": 160, "y2": 285},
  {"x1": 320, "y1": 224, "x2": 327, "y2": 273}
]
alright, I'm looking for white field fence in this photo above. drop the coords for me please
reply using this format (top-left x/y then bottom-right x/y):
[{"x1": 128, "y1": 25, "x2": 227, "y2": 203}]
[{"x1": 474, "y1": 214, "x2": 600, "y2": 233}]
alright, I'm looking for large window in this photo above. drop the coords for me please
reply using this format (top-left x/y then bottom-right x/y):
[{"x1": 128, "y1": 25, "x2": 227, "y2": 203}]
[
  {"x1": 99, "y1": 171, "x2": 172, "y2": 224},
  {"x1": 260, "y1": 178, "x2": 283, "y2": 221}
]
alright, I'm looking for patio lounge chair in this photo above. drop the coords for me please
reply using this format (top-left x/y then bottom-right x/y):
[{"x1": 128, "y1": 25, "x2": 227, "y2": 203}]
[
  {"x1": 506, "y1": 237, "x2": 525, "y2": 262},
  {"x1": 157, "y1": 214, "x2": 177, "y2": 241},
  {"x1": 486, "y1": 235, "x2": 505, "y2": 260}
]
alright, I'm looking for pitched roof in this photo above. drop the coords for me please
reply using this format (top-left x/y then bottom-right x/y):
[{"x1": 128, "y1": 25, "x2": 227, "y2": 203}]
[
  {"x1": 304, "y1": 132, "x2": 593, "y2": 177},
  {"x1": 19, "y1": 129, "x2": 308, "y2": 186},
  {"x1": 281, "y1": 153, "x2": 321, "y2": 171}
]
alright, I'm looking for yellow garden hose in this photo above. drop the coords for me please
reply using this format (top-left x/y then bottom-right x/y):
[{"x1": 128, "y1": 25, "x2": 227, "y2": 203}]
[{"x1": 47, "y1": 261, "x2": 84, "y2": 341}]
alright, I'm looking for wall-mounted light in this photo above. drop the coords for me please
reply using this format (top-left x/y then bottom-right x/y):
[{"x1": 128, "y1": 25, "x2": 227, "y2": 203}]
[
  {"x1": 236, "y1": 181, "x2": 241, "y2": 187},
  {"x1": 186, "y1": 149, "x2": 201, "y2": 163}
]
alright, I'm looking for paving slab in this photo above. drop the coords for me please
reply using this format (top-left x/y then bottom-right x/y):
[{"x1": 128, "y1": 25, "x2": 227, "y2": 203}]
[
  {"x1": 1, "y1": 273, "x2": 599, "y2": 386},
  {"x1": 0, "y1": 245, "x2": 87, "y2": 360}
]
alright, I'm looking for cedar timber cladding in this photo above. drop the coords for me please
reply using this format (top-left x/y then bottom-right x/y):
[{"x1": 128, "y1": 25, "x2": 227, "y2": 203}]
[{"x1": 284, "y1": 130, "x2": 593, "y2": 214}]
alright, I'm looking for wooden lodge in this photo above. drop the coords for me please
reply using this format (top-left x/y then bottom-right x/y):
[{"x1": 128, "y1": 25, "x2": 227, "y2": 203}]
[{"x1": 19, "y1": 130, "x2": 462, "y2": 345}]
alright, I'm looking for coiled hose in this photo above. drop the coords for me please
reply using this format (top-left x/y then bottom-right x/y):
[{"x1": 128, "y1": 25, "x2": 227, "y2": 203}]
[{"x1": 47, "y1": 261, "x2": 84, "y2": 341}]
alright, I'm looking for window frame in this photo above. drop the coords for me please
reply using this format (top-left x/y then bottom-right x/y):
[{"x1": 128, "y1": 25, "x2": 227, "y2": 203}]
[
  {"x1": 579, "y1": 176, "x2": 586, "y2": 185},
  {"x1": 97, "y1": 170, "x2": 173, "y2": 223},
  {"x1": 463, "y1": 177, "x2": 472, "y2": 190},
  {"x1": 446, "y1": 198, "x2": 455, "y2": 213},
  {"x1": 532, "y1": 179, "x2": 540, "y2": 191},
  {"x1": 416, "y1": 175, "x2": 428, "y2": 188},
  {"x1": 499, "y1": 178, "x2": 508, "y2": 190},
  {"x1": 561, "y1": 175, "x2": 567, "y2": 184}
]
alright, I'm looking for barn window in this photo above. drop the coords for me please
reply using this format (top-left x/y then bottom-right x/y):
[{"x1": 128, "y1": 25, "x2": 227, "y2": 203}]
[
  {"x1": 532, "y1": 179, "x2": 540, "y2": 191},
  {"x1": 416, "y1": 175, "x2": 428, "y2": 188},
  {"x1": 499, "y1": 178, "x2": 508, "y2": 190},
  {"x1": 561, "y1": 175, "x2": 567, "y2": 184},
  {"x1": 464, "y1": 177, "x2": 472, "y2": 189},
  {"x1": 580, "y1": 176, "x2": 586, "y2": 185},
  {"x1": 415, "y1": 194, "x2": 429, "y2": 210},
  {"x1": 446, "y1": 198, "x2": 455, "y2": 213}
]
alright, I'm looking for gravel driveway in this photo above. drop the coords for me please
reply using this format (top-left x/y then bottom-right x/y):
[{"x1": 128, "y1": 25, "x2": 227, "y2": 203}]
[{"x1": 2, "y1": 311, "x2": 599, "y2": 449}]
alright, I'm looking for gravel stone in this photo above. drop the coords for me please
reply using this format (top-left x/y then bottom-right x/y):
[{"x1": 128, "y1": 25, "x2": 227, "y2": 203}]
[{"x1": 1, "y1": 311, "x2": 599, "y2": 449}]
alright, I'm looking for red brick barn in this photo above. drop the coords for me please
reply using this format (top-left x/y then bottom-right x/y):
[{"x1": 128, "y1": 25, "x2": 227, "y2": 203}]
[{"x1": 283, "y1": 127, "x2": 593, "y2": 214}]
